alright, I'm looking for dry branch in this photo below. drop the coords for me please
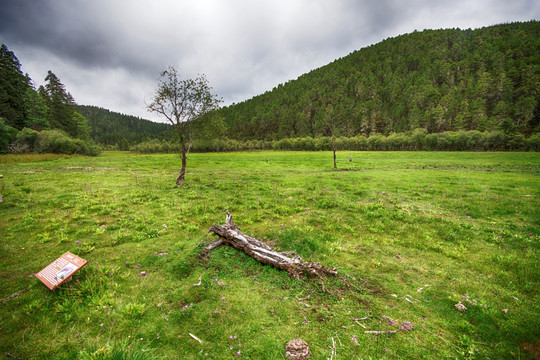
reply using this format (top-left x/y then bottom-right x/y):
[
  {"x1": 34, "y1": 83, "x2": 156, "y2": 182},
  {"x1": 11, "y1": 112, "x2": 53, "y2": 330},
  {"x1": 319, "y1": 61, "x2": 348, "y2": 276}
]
[
  {"x1": 1, "y1": 288, "x2": 28, "y2": 303},
  {"x1": 354, "y1": 320, "x2": 367, "y2": 329},
  {"x1": 329, "y1": 337, "x2": 336, "y2": 360},
  {"x1": 193, "y1": 275, "x2": 202, "y2": 287},
  {"x1": 189, "y1": 333, "x2": 203, "y2": 344},
  {"x1": 5, "y1": 352, "x2": 27, "y2": 360},
  {"x1": 202, "y1": 211, "x2": 337, "y2": 279}
]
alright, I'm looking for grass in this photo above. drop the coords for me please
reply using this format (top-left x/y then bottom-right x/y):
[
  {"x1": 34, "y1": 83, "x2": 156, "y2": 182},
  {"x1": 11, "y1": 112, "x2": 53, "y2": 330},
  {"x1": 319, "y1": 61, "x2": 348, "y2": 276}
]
[{"x1": 0, "y1": 150, "x2": 539, "y2": 359}]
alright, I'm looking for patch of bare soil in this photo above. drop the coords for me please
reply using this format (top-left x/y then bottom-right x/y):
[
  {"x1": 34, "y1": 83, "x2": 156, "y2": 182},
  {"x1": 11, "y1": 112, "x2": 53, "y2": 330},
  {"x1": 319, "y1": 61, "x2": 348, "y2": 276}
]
[
  {"x1": 60, "y1": 167, "x2": 114, "y2": 171},
  {"x1": 522, "y1": 343, "x2": 540, "y2": 359}
]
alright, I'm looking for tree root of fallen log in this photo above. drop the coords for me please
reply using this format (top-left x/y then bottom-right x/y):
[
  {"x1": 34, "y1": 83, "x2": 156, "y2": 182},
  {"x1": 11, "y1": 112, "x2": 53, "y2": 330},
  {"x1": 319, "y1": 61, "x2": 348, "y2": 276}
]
[{"x1": 201, "y1": 211, "x2": 337, "y2": 280}]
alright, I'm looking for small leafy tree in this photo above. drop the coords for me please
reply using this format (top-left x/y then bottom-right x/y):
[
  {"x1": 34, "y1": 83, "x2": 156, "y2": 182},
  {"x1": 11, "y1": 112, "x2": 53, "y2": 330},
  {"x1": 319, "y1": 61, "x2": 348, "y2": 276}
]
[
  {"x1": 323, "y1": 102, "x2": 352, "y2": 169},
  {"x1": 0, "y1": 117, "x2": 18, "y2": 153},
  {"x1": 147, "y1": 66, "x2": 221, "y2": 185},
  {"x1": 324, "y1": 104, "x2": 338, "y2": 169}
]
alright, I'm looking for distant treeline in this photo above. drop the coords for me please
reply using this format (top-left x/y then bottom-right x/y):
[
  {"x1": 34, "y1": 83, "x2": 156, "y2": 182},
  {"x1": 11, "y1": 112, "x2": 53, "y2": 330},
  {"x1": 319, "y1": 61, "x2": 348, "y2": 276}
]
[
  {"x1": 77, "y1": 105, "x2": 173, "y2": 149},
  {"x1": 201, "y1": 21, "x2": 539, "y2": 141},
  {"x1": 131, "y1": 129, "x2": 540, "y2": 153}
]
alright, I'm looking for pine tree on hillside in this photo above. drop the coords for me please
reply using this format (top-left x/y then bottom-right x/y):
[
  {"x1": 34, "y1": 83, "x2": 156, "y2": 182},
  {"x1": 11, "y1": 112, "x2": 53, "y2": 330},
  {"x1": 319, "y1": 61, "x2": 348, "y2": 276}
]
[
  {"x1": 0, "y1": 44, "x2": 31, "y2": 130},
  {"x1": 24, "y1": 85, "x2": 50, "y2": 131},
  {"x1": 39, "y1": 70, "x2": 90, "y2": 139},
  {"x1": 39, "y1": 71, "x2": 74, "y2": 133}
]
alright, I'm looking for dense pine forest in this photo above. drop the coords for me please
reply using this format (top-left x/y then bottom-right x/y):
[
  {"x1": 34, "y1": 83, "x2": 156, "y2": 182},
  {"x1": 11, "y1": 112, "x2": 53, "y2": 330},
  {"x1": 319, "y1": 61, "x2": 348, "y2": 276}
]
[
  {"x1": 209, "y1": 21, "x2": 539, "y2": 141},
  {"x1": 2, "y1": 21, "x2": 539, "y2": 154},
  {"x1": 77, "y1": 105, "x2": 173, "y2": 149}
]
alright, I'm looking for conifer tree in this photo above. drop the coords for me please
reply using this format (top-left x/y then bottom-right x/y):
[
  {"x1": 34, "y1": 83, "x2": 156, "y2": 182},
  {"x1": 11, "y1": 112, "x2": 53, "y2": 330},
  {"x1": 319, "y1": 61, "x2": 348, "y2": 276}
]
[
  {"x1": 24, "y1": 86, "x2": 50, "y2": 131},
  {"x1": 39, "y1": 70, "x2": 91, "y2": 139},
  {"x1": 0, "y1": 44, "x2": 31, "y2": 129},
  {"x1": 40, "y1": 71, "x2": 76, "y2": 135}
]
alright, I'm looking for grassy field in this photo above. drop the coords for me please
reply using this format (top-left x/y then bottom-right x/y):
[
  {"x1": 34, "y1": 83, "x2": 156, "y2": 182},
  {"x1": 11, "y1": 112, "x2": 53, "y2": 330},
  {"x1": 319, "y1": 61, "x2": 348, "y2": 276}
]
[{"x1": 0, "y1": 151, "x2": 539, "y2": 359}]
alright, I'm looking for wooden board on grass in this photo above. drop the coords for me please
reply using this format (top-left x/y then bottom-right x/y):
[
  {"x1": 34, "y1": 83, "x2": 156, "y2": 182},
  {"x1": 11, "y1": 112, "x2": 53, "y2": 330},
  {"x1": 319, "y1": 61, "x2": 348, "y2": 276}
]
[{"x1": 35, "y1": 252, "x2": 87, "y2": 290}]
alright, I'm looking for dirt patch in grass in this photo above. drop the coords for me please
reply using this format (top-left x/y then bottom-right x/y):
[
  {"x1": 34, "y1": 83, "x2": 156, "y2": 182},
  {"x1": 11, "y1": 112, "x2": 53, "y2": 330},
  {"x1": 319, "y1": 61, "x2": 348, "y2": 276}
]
[
  {"x1": 521, "y1": 343, "x2": 540, "y2": 359},
  {"x1": 60, "y1": 166, "x2": 115, "y2": 171}
]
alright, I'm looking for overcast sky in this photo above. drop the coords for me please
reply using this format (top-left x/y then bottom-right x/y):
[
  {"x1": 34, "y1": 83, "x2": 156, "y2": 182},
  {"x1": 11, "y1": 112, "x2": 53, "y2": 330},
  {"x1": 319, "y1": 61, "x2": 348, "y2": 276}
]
[{"x1": 1, "y1": 0, "x2": 538, "y2": 122}]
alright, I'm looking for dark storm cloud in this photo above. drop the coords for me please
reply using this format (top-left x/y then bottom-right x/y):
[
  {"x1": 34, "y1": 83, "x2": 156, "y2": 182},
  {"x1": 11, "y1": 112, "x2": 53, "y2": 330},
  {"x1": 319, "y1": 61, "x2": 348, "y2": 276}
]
[
  {"x1": 1, "y1": 0, "x2": 538, "y2": 121},
  {"x1": 0, "y1": 0, "x2": 166, "y2": 75},
  {"x1": 0, "y1": 2, "x2": 106, "y2": 65}
]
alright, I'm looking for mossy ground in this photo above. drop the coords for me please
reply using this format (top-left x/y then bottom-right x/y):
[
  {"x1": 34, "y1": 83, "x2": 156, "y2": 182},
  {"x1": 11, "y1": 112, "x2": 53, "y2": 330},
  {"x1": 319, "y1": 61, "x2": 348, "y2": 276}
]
[{"x1": 1, "y1": 151, "x2": 539, "y2": 359}]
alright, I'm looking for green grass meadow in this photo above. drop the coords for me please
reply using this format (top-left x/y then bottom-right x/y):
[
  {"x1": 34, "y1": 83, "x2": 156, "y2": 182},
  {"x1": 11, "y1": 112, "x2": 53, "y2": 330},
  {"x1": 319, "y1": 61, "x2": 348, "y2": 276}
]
[{"x1": 1, "y1": 151, "x2": 539, "y2": 359}]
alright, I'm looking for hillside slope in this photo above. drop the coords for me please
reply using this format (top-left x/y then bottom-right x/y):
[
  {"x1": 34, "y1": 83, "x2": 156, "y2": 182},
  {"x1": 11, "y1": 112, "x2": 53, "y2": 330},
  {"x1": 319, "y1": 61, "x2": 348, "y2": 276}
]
[
  {"x1": 77, "y1": 105, "x2": 173, "y2": 148},
  {"x1": 214, "y1": 21, "x2": 539, "y2": 141}
]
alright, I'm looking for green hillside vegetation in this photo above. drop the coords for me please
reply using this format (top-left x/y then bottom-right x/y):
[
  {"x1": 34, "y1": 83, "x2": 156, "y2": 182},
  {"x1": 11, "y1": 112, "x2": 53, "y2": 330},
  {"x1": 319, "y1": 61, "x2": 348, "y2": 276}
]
[
  {"x1": 0, "y1": 43, "x2": 172, "y2": 154},
  {"x1": 77, "y1": 105, "x2": 173, "y2": 150},
  {"x1": 3, "y1": 22, "x2": 540, "y2": 156},
  {"x1": 207, "y1": 21, "x2": 539, "y2": 141},
  {"x1": 0, "y1": 44, "x2": 99, "y2": 155}
]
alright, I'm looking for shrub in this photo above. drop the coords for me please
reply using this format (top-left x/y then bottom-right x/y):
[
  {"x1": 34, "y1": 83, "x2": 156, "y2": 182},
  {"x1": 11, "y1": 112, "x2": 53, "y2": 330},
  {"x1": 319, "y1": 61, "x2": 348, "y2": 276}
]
[
  {"x1": 507, "y1": 133, "x2": 526, "y2": 151},
  {"x1": 367, "y1": 133, "x2": 386, "y2": 150},
  {"x1": 410, "y1": 128, "x2": 427, "y2": 150},
  {"x1": 525, "y1": 133, "x2": 540, "y2": 151},
  {"x1": 12, "y1": 127, "x2": 39, "y2": 153},
  {"x1": 483, "y1": 131, "x2": 506, "y2": 151},
  {"x1": 468, "y1": 131, "x2": 485, "y2": 151},
  {"x1": 454, "y1": 131, "x2": 470, "y2": 150},
  {"x1": 35, "y1": 129, "x2": 100, "y2": 156},
  {"x1": 129, "y1": 131, "x2": 540, "y2": 153},
  {"x1": 37, "y1": 130, "x2": 76, "y2": 154},
  {"x1": 0, "y1": 118, "x2": 18, "y2": 154}
]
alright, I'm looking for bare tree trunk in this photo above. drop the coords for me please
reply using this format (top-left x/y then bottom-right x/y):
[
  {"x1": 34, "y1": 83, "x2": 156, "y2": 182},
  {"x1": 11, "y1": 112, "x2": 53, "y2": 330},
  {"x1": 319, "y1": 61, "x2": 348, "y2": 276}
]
[
  {"x1": 332, "y1": 135, "x2": 337, "y2": 169},
  {"x1": 176, "y1": 140, "x2": 187, "y2": 186},
  {"x1": 202, "y1": 211, "x2": 338, "y2": 279}
]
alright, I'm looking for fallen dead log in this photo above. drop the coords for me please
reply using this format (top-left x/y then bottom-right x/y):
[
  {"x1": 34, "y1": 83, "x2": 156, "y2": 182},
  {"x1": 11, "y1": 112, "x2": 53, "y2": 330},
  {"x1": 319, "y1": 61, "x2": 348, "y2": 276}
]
[{"x1": 202, "y1": 211, "x2": 337, "y2": 279}]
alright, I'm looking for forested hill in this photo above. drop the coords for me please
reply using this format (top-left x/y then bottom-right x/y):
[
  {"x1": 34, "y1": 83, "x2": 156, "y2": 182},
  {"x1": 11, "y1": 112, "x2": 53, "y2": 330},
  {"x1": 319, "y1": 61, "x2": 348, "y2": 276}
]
[
  {"x1": 215, "y1": 21, "x2": 539, "y2": 141},
  {"x1": 77, "y1": 105, "x2": 173, "y2": 148}
]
